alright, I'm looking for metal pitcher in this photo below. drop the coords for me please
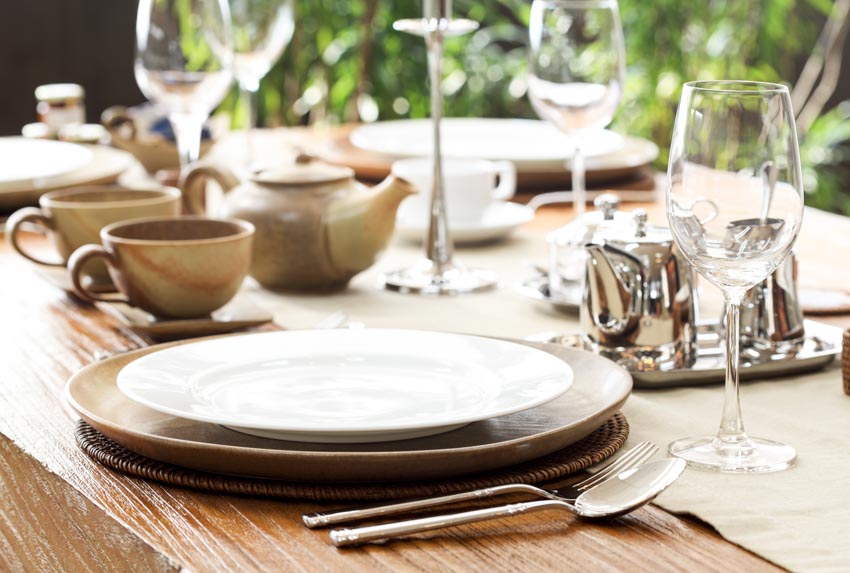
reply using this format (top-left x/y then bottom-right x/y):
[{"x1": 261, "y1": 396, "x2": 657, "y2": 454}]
[
  {"x1": 581, "y1": 210, "x2": 699, "y2": 371},
  {"x1": 733, "y1": 252, "x2": 805, "y2": 350}
]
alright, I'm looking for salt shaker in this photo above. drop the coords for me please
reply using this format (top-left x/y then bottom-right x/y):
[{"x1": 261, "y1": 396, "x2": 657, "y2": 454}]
[{"x1": 35, "y1": 83, "x2": 86, "y2": 137}]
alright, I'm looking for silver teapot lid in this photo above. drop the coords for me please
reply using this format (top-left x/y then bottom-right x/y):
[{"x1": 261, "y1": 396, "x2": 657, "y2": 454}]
[{"x1": 595, "y1": 208, "x2": 673, "y2": 245}]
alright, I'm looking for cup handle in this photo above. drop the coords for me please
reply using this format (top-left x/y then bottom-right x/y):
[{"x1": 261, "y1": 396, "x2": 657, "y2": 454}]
[
  {"x1": 7, "y1": 207, "x2": 63, "y2": 266},
  {"x1": 491, "y1": 160, "x2": 517, "y2": 201},
  {"x1": 67, "y1": 245, "x2": 129, "y2": 304},
  {"x1": 179, "y1": 163, "x2": 241, "y2": 215},
  {"x1": 100, "y1": 106, "x2": 137, "y2": 140}
]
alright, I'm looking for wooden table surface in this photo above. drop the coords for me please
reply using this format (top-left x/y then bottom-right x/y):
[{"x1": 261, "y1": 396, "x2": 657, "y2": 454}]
[{"x1": 3, "y1": 170, "x2": 850, "y2": 572}]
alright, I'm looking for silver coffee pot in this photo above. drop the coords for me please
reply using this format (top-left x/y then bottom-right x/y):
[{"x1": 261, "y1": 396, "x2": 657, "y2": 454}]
[
  {"x1": 732, "y1": 252, "x2": 805, "y2": 351},
  {"x1": 581, "y1": 210, "x2": 699, "y2": 371}
]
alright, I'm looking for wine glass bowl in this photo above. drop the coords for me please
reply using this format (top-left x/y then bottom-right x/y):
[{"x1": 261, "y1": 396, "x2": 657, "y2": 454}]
[
  {"x1": 528, "y1": 0, "x2": 626, "y2": 300},
  {"x1": 666, "y1": 80, "x2": 804, "y2": 473},
  {"x1": 231, "y1": 0, "x2": 294, "y2": 93},
  {"x1": 231, "y1": 0, "x2": 294, "y2": 153},
  {"x1": 135, "y1": 0, "x2": 233, "y2": 172},
  {"x1": 528, "y1": 0, "x2": 625, "y2": 134}
]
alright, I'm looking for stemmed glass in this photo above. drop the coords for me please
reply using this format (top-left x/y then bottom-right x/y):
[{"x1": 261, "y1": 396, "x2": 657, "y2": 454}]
[
  {"x1": 231, "y1": 0, "x2": 295, "y2": 162},
  {"x1": 135, "y1": 0, "x2": 233, "y2": 173},
  {"x1": 382, "y1": 2, "x2": 496, "y2": 295},
  {"x1": 527, "y1": 0, "x2": 625, "y2": 293},
  {"x1": 666, "y1": 81, "x2": 804, "y2": 473}
]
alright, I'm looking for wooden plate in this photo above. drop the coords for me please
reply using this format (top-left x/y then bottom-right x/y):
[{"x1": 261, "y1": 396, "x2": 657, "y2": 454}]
[
  {"x1": 64, "y1": 336, "x2": 632, "y2": 483},
  {"x1": 800, "y1": 286, "x2": 850, "y2": 315}
]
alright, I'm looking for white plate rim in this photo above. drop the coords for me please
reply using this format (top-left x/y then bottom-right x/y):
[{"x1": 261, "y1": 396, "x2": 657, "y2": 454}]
[
  {"x1": 0, "y1": 137, "x2": 94, "y2": 189},
  {"x1": 116, "y1": 329, "x2": 574, "y2": 434},
  {"x1": 350, "y1": 118, "x2": 626, "y2": 163}
]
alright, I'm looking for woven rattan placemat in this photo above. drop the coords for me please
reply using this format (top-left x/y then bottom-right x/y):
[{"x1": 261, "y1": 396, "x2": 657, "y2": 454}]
[{"x1": 75, "y1": 413, "x2": 628, "y2": 502}]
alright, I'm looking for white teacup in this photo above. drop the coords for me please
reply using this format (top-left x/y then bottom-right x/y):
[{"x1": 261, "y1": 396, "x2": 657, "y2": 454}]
[{"x1": 392, "y1": 158, "x2": 516, "y2": 224}]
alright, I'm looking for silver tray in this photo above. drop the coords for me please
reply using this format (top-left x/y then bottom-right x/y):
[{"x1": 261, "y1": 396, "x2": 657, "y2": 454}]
[
  {"x1": 528, "y1": 319, "x2": 840, "y2": 388},
  {"x1": 516, "y1": 274, "x2": 580, "y2": 313}
]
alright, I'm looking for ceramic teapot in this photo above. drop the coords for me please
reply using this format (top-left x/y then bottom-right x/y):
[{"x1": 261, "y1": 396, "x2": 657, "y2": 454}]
[
  {"x1": 181, "y1": 157, "x2": 416, "y2": 290},
  {"x1": 581, "y1": 209, "x2": 698, "y2": 371}
]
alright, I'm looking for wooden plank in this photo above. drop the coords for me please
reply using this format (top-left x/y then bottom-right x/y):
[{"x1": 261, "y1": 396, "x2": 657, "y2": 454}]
[{"x1": 0, "y1": 433, "x2": 175, "y2": 573}]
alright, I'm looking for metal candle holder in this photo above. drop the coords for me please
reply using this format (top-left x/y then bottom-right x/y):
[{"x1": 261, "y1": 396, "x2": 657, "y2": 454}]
[{"x1": 382, "y1": 1, "x2": 496, "y2": 295}]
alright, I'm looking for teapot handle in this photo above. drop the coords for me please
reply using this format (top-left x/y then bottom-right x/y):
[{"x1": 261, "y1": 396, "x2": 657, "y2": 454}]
[{"x1": 179, "y1": 163, "x2": 241, "y2": 215}]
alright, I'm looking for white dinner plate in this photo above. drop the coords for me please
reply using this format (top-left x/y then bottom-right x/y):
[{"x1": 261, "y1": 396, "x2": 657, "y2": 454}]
[
  {"x1": 0, "y1": 144, "x2": 135, "y2": 210},
  {"x1": 350, "y1": 119, "x2": 625, "y2": 168},
  {"x1": 396, "y1": 202, "x2": 534, "y2": 244},
  {"x1": 116, "y1": 329, "x2": 574, "y2": 443},
  {"x1": 0, "y1": 137, "x2": 93, "y2": 189}
]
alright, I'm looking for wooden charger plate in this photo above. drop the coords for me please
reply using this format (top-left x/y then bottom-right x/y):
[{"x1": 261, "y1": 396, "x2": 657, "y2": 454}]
[{"x1": 64, "y1": 336, "x2": 632, "y2": 483}]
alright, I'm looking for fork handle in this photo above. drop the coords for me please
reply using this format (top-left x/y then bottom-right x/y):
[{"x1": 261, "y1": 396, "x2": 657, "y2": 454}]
[
  {"x1": 303, "y1": 484, "x2": 545, "y2": 529},
  {"x1": 329, "y1": 499, "x2": 569, "y2": 547}
]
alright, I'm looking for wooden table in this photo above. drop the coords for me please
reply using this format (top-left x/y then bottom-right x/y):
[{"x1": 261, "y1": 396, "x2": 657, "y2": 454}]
[{"x1": 3, "y1": 193, "x2": 849, "y2": 572}]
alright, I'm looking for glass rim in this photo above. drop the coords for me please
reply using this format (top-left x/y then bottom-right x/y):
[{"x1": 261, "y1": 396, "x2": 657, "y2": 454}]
[{"x1": 683, "y1": 80, "x2": 789, "y2": 95}]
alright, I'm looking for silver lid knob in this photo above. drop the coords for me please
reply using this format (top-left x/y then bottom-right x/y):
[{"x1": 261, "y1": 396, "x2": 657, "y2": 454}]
[
  {"x1": 593, "y1": 193, "x2": 620, "y2": 221},
  {"x1": 633, "y1": 209, "x2": 648, "y2": 237}
]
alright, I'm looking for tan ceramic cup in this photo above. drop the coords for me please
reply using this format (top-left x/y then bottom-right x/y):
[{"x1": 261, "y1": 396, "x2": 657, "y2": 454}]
[
  {"x1": 67, "y1": 216, "x2": 254, "y2": 319},
  {"x1": 7, "y1": 185, "x2": 182, "y2": 284}
]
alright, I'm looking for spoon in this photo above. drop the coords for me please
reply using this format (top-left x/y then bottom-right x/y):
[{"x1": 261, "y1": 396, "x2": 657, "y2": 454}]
[{"x1": 328, "y1": 458, "x2": 686, "y2": 547}]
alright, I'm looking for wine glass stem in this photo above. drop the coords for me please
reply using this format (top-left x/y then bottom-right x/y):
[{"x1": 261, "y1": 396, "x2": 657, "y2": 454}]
[
  {"x1": 425, "y1": 26, "x2": 452, "y2": 269},
  {"x1": 716, "y1": 291, "x2": 752, "y2": 452},
  {"x1": 170, "y1": 113, "x2": 204, "y2": 173},
  {"x1": 571, "y1": 144, "x2": 586, "y2": 219},
  {"x1": 240, "y1": 81, "x2": 259, "y2": 167}
]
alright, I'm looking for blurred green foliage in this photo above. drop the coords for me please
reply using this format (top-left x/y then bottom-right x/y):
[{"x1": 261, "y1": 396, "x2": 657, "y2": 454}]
[{"x1": 224, "y1": 0, "x2": 850, "y2": 214}]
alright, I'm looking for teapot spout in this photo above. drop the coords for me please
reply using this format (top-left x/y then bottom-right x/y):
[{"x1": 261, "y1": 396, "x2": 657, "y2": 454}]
[
  {"x1": 326, "y1": 175, "x2": 417, "y2": 275},
  {"x1": 582, "y1": 244, "x2": 637, "y2": 337},
  {"x1": 370, "y1": 174, "x2": 418, "y2": 214}
]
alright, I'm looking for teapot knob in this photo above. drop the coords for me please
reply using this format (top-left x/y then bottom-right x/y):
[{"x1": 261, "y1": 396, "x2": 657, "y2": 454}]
[
  {"x1": 593, "y1": 193, "x2": 620, "y2": 221},
  {"x1": 633, "y1": 208, "x2": 648, "y2": 237},
  {"x1": 294, "y1": 151, "x2": 316, "y2": 164}
]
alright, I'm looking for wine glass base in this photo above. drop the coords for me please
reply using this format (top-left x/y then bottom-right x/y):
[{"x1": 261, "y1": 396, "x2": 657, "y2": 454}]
[
  {"x1": 668, "y1": 436, "x2": 796, "y2": 474},
  {"x1": 382, "y1": 259, "x2": 497, "y2": 295}
]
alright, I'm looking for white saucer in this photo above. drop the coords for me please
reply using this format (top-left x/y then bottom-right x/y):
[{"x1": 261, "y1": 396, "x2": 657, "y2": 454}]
[{"x1": 396, "y1": 202, "x2": 534, "y2": 244}]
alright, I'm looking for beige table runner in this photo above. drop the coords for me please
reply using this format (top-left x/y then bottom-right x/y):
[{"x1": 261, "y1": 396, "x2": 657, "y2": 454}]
[{"x1": 246, "y1": 206, "x2": 850, "y2": 573}]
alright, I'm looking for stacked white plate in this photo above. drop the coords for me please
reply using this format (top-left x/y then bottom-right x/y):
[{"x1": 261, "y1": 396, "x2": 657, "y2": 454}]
[
  {"x1": 0, "y1": 137, "x2": 134, "y2": 210},
  {"x1": 115, "y1": 329, "x2": 575, "y2": 444},
  {"x1": 349, "y1": 118, "x2": 659, "y2": 173}
]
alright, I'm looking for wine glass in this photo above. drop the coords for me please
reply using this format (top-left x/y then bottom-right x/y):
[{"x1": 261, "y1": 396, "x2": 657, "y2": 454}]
[
  {"x1": 527, "y1": 0, "x2": 625, "y2": 295},
  {"x1": 231, "y1": 0, "x2": 294, "y2": 162},
  {"x1": 135, "y1": 0, "x2": 233, "y2": 173},
  {"x1": 666, "y1": 80, "x2": 804, "y2": 473}
]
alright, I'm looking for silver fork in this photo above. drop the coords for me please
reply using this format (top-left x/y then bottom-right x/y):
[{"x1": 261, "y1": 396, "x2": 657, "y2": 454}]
[{"x1": 302, "y1": 440, "x2": 657, "y2": 529}]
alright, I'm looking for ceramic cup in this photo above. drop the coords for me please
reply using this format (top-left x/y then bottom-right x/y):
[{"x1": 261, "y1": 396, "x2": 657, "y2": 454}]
[
  {"x1": 67, "y1": 216, "x2": 254, "y2": 319},
  {"x1": 7, "y1": 185, "x2": 182, "y2": 285},
  {"x1": 391, "y1": 158, "x2": 516, "y2": 224}
]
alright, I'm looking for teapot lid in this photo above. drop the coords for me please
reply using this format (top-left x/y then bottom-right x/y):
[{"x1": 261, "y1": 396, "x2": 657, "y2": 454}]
[{"x1": 251, "y1": 155, "x2": 354, "y2": 187}]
